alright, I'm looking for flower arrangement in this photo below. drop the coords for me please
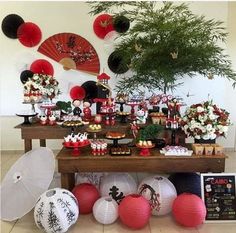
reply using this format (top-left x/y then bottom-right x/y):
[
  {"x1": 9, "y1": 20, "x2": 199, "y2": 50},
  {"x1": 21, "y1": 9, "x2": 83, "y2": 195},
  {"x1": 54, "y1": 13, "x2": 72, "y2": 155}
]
[
  {"x1": 181, "y1": 100, "x2": 231, "y2": 140},
  {"x1": 23, "y1": 73, "x2": 60, "y2": 102}
]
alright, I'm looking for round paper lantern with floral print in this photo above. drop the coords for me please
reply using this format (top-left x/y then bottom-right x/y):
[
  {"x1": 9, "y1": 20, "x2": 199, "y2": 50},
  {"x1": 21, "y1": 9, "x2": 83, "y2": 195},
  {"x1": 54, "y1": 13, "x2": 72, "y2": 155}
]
[
  {"x1": 100, "y1": 173, "x2": 137, "y2": 204},
  {"x1": 93, "y1": 196, "x2": 118, "y2": 224},
  {"x1": 119, "y1": 194, "x2": 151, "y2": 229},
  {"x1": 34, "y1": 188, "x2": 79, "y2": 233},
  {"x1": 72, "y1": 183, "x2": 100, "y2": 214},
  {"x1": 138, "y1": 175, "x2": 177, "y2": 216},
  {"x1": 172, "y1": 193, "x2": 206, "y2": 227}
]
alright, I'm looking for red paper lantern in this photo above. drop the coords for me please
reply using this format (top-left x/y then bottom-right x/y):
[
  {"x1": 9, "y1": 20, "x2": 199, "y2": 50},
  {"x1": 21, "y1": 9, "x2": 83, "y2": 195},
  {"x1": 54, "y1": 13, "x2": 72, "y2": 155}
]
[
  {"x1": 70, "y1": 86, "x2": 86, "y2": 100},
  {"x1": 30, "y1": 59, "x2": 54, "y2": 76},
  {"x1": 93, "y1": 14, "x2": 114, "y2": 39},
  {"x1": 172, "y1": 193, "x2": 206, "y2": 227},
  {"x1": 17, "y1": 22, "x2": 42, "y2": 47},
  {"x1": 72, "y1": 183, "x2": 100, "y2": 214},
  {"x1": 119, "y1": 194, "x2": 151, "y2": 229}
]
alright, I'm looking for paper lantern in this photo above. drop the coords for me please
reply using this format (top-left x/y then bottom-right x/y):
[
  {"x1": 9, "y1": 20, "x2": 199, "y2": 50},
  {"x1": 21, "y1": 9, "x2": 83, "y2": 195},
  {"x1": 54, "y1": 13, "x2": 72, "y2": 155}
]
[
  {"x1": 75, "y1": 172, "x2": 106, "y2": 189},
  {"x1": 169, "y1": 172, "x2": 201, "y2": 197},
  {"x1": 69, "y1": 86, "x2": 86, "y2": 100},
  {"x1": 1, "y1": 14, "x2": 24, "y2": 39},
  {"x1": 107, "y1": 51, "x2": 130, "y2": 74},
  {"x1": 93, "y1": 196, "x2": 118, "y2": 224},
  {"x1": 72, "y1": 183, "x2": 100, "y2": 214},
  {"x1": 172, "y1": 193, "x2": 206, "y2": 227},
  {"x1": 138, "y1": 175, "x2": 177, "y2": 216},
  {"x1": 81, "y1": 81, "x2": 98, "y2": 103},
  {"x1": 20, "y1": 70, "x2": 34, "y2": 84},
  {"x1": 119, "y1": 194, "x2": 151, "y2": 229},
  {"x1": 34, "y1": 188, "x2": 79, "y2": 233},
  {"x1": 93, "y1": 14, "x2": 114, "y2": 39},
  {"x1": 100, "y1": 173, "x2": 137, "y2": 204},
  {"x1": 30, "y1": 59, "x2": 54, "y2": 76},
  {"x1": 17, "y1": 22, "x2": 42, "y2": 47},
  {"x1": 113, "y1": 15, "x2": 130, "y2": 33}
]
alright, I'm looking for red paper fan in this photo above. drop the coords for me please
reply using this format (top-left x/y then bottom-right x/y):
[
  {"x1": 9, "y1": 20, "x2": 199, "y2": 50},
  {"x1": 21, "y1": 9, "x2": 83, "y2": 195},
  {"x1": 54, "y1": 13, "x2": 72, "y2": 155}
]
[
  {"x1": 30, "y1": 59, "x2": 54, "y2": 76},
  {"x1": 93, "y1": 14, "x2": 114, "y2": 39},
  {"x1": 70, "y1": 86, "x2": 86, "y2": 100},
  {"x1": 17, "y1": 22, "x2": 42, "y2": 47},
  {"x1": 38, "y1": 33, "x2": 100, "y2": 75}
]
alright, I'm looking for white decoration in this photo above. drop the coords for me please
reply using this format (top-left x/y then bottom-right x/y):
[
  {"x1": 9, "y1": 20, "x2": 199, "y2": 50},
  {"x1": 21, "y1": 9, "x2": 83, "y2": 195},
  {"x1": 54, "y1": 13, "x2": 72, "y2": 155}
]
[
  {"x1": 93, "y1": 196, "x2": 118, "y2": 224},
  {"x1": 138, "y1": 175, "x2": 177, "y2": 216},
  {"x1": 100, "y1": 173, "x2": 137, "y2": 204},
  {"x1": 34, "y1": 188, "x2": 79, "y2": 233}
]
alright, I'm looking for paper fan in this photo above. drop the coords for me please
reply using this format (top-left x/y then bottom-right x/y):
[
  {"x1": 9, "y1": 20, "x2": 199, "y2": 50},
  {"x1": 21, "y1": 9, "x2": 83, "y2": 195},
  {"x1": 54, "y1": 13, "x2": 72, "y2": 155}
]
[
  {"x1": 30, "y1": 59, "x2": 54, "y2": 76},
  {"x1": 38, "y1": 33, "x2": 100, "y2": 75},
  {"x1": 70, "y1": 86, "x2": 86, "y2": 100}
]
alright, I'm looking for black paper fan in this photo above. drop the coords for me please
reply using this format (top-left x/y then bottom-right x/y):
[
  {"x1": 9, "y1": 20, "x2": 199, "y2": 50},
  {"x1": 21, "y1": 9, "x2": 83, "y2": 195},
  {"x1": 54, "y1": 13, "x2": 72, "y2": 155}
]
[
  {"x1": 81, "y1": 81, "x2": 98, "y2": 102},
  {"x1": 108, "y1": 51, "x2": 130, "y2": 74},
  {"x1": 113, "y1": 15, "x2": 130, "y2": 33},
  {"x1": 1, "y1": 14, "x2": 24, "y2": 39},
  {"x1": 20, "y1": 70, "x2": 34, "y2": 84}
]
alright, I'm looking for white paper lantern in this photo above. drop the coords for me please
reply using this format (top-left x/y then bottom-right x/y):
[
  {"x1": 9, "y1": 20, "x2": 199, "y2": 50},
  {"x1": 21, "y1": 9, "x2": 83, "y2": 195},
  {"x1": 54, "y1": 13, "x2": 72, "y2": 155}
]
[
  {"x1": 93, "y1": 196, "x2": 118, "y2": 224},
  {"x1": 34, "y1": 188, "x2": 79, "y2": 233},
  {"x1": 75, "y1": 172, "x2": 106, "y2": 189},
  {"x1": 138, "y1": 175, "x2": 177, "y2": 216},
  {"x1": 100, "y1": 173, "x2": 137, "y2": 204}
]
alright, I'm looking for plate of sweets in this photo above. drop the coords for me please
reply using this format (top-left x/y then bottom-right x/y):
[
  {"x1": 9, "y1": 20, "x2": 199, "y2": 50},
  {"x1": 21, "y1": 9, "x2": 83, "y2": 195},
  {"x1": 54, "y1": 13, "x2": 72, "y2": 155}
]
[
  {"x1": 86, "y1": 124, "x2": 102, "y2": 132},
  {"x1": 106, "y1": 131, "x2": 126, "y2": 139},
  {"x1": 160, "y1": 145, "x2": 193, "y2": 156},
  {"x1": 136, "y1": 140, "x2": 155, "y2": 149},
  {"x1": 62, "y1": 120, "x2": 84, "y2": 127}
]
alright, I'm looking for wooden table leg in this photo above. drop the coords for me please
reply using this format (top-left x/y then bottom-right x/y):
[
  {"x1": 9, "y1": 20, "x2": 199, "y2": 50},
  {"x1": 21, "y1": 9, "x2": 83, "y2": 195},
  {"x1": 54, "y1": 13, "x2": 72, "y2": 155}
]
[
  {"x1": 24, "y1": 139, "x2": 32, "y2": 152},
  {"x1": 61, "y1": 173, "x2": 75, "y2": 191},
  {"x1": 40, "y1": 139, "x2": 46, "y2": 147}
]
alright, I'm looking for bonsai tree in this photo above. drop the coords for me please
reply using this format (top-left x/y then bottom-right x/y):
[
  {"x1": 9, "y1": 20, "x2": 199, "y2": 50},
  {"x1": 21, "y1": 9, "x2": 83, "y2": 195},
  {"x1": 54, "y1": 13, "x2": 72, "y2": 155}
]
[
  {"x1": 56, "y1": 101, "x2": 72, "y2": 115},
  {"x1": 89, "y1": 1, "x2": 236, "y2": 93},
  {"x1": 138, "y1": 124, "x2": 163, "y2": 141}
]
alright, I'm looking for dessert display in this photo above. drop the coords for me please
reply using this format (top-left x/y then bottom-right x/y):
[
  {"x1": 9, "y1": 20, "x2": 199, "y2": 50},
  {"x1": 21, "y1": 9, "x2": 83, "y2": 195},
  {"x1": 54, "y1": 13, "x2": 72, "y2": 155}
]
[
  {"x1": 192, "y1": 143, "x2": 223, "y2": 156},
  {"x1": 149, "y1": 112, "x2": 166, "y2": 125},
  {"x1": 62, "y1": 120, "x2": 83, "y2": 127},
  {"x1": 106, "y1": 131, "x2": 125, "y2": 139},
  {"x1": 137, "y1": 140, "x2": 153, "y2": 148},
  {"x1": 117, "y1": 111, "x2": 130, "y2": 116},
  {"x1": 160, "y1": 146, "x2": 193, "y2": 156},
  {"x1": 110, "y1": 146, "x2": 132, "y2": 156},
  {"x1": 117, "y1": 111, "x2": 130, "y2": 123},
  {"x1": 136, "y1": 140, "x2": 155, "y2": 156},
  {"x1": 88, "y1": 124, "x2": 102, "y2": 131},
  {"x1": 90, "y1": 140, "x2": 108, "y2": 156}
]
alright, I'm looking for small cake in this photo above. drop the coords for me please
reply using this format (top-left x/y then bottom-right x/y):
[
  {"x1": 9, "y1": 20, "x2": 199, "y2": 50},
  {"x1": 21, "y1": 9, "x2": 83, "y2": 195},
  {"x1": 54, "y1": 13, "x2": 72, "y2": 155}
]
[
  {"x1": 106, "y1": 131, "x2": 125, "y2": 139},
  {"x1": 89, "y1": 124, "x2": 101, "y2": 131}
]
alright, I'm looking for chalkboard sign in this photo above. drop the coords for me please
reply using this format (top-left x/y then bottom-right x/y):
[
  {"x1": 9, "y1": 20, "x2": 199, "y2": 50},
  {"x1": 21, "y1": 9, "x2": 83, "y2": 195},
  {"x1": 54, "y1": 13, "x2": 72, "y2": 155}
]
[{"x1": 201, "y1": 173, "x2": 236, "y2": 222}]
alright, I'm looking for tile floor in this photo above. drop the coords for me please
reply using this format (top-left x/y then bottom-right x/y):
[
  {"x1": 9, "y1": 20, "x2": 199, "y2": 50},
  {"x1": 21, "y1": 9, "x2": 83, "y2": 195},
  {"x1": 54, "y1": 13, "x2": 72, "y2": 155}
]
[{"x1": 1, "y1": 150, "x2": 236, "y2": 233}]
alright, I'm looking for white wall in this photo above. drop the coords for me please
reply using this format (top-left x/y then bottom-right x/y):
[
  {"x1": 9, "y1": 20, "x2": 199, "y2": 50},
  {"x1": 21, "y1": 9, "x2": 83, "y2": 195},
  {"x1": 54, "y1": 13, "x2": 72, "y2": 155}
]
[{"x1": 0, "y1": 1, "x2": 235, "y2": 150}]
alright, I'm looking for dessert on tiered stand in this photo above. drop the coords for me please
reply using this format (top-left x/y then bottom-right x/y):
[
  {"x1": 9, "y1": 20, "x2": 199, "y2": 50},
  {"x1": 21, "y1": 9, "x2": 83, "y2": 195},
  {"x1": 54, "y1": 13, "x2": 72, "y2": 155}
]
[
  {"x1": 90, "y1": 140, "x2": 108, "y2": 156},
  {"x1": 136, "y1": 140, "x2": 155, "y2": 156}
]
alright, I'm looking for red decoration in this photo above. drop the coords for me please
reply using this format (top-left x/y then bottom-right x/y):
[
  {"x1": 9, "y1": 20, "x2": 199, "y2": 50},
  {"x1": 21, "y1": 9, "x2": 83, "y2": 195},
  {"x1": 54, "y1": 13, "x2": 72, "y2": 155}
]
[
  {"x1": 38, "y1": 33, "x2": 100, "y2": 75},
  {"x1": 70, "y1": 86, "x2": 86, "y2": 100},
  {"x1": 72, "y1": 183, "x2": 100, "y2": 214},
  {"x1": 30, "y1": 59, "x2": 54, "y2": 76},
  {"x1": 172, "y1": 193, "x2": 206, "y2": 227},
  {"x1": 119, "y1": 194, "x2": 151, "y2": 229},
  {"x1": 93, "y1": 14, "x2": 114, "y2": 39},
  {"x1": 97, "y1": 72, "x2": 110, "y2": 81},
  {"x1": 17, "y1": 22, "x2": 42, "y2": 47}
]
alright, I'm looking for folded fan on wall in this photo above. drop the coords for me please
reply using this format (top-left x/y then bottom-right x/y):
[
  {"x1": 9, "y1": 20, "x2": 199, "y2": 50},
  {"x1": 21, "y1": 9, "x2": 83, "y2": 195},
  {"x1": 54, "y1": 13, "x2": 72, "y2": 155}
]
[{"x1": 38, "y1": 33, "x2": 100, "y2": 75}]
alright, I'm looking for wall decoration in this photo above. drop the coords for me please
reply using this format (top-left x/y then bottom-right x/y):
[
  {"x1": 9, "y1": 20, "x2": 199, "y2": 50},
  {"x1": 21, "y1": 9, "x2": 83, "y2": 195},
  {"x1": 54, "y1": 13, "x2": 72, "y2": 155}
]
[
  {"x1": 103, "y1": 31, "x2": 119, "y2": 54},
  {"x1": 20, "y1": 70, "x2": 34, "y2": 84},
  {"x1": 38, "y1": 33, "x2": 100, "y2": 75},
  {"x1": 30, "y1": 59, "x2": 54, "y2": 76},
  {"x1": 1, "y1": 14, "x2": 24, "y2": 39},
  {"x1": 93, "y1": 14, "x2": 114, "y2": 39},
  {"x1": 81, "y1": 81, "x2": 98, "y2": 102},
  {"x1": 69, "y1": 85, "x2": 86, "y2": 100},
  {"x1": 113, "y1": 15, "x2": 130, "y2": 33},
  {"x1": 108, "y1": 51, "x2": 130, "y2": 74},
  {"x1": 17, "y1": 22, "x2": 42, "y2": 47}
]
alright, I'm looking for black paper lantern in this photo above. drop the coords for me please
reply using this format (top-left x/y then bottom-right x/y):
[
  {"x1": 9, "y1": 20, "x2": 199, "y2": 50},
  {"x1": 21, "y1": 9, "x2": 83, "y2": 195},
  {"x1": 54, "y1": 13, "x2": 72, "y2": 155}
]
[
  {"x1": 20, "y1": 70, "x2": 34, "y2": 84},
  {"x1": 113, "y1": 15, "x2": 130, "y2": 33},
  {"x1": 1, "y1": 14, "x2": 24, "y2": 39},
  {"x1": 168, "y1": 173, "x2": 201, "y2": 197},
  {"x1": 81, "y1": 81, "x2": 98, "y2": 103},
  {"x1": 108, "y1": 51, "x2": 130, "y2": 74}
]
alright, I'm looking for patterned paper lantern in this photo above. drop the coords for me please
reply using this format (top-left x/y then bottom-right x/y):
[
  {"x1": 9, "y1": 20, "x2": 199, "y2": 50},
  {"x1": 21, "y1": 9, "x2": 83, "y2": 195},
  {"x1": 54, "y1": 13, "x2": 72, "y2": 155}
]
[
  {"x1": 119, "y1": 194, "x2": 151, "y2": 229},
  {"x1": 30, "y1": 59, "x2": 54, "y2": 76},
  {"x1": 69, "y1": 86, "x2": 86, "y2": 100},
  {"x1": 93, "y1": 196, "x2": 118, "y2": 224},
  {"x1": 100, "y1": 173, "x2": 137, "y2": 204},
  {"x1": 34, "y1": 188, "x2": 79, "y2": 233},
  {"x1": 172, "y1": 193, "x2": 206, "y2": 227},
  {"x1": 75, "y1": 172, "x2": 106, "y2": 189},
  {"x1": 138, "y1": 175, "x2": 177, "y2": 216},
  {"x1": 17, "y1": 22, "x2": 42, "y2": 47},
  {"x1": 72, "y1": 183, "x2": 100, "y2": 214},
  {"x1": 169, "y1": 172, "x2": 201, "y2": 197}
]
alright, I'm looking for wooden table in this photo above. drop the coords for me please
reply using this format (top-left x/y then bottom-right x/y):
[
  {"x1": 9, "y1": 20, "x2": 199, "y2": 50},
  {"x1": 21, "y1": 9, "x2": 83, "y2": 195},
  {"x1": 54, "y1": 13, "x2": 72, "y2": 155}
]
[{"x1": 57, "y1": 147, "x2": 227, "y2": 191}]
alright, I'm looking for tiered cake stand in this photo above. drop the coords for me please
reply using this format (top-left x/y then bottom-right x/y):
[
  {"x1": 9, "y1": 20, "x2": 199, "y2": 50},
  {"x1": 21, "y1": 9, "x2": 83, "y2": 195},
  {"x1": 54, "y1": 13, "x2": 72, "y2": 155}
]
[
  {"x1": 136, "y1": 144, "x2": 155, "y2": 156},
  {"x1": 63, "y1": 141, "x2": 90, "y2": 156}
]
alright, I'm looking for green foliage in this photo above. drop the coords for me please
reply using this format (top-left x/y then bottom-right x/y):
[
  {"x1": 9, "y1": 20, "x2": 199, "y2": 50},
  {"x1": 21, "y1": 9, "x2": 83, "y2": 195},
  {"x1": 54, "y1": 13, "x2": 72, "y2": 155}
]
[
  {"x1": 138, "y1": 124, "x2": 163, "y2": 141},
  {"x1": 89, "y1": 1, "x2": 236, "y2": 93},
  {"x1": 56, "y1": 101, "x2": 72, "y2": 114}
]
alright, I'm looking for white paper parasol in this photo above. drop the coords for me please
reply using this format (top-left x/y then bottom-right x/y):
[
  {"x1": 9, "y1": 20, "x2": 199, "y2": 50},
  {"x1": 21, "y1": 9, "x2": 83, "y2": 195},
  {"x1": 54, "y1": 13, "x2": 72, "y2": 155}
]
[{"x1": 0, "y1": 147, "x2": 55, "y2": 221}]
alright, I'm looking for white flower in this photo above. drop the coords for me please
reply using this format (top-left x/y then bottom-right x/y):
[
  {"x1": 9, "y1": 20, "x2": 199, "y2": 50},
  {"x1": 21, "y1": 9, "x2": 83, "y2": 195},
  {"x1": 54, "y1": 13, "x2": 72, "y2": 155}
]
[
  {"x1": 209, "y1": 114, "x2": 218, "y2": 120},
  {"x1": 202, "y1": 134, "x2": 210, "y2": 140},
  {"x1": 197, "y1": 106, "x2": 204, "y2": 113},
  {"x1": 206, "y1": 124, "x2": 213, "y2": 131}
]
